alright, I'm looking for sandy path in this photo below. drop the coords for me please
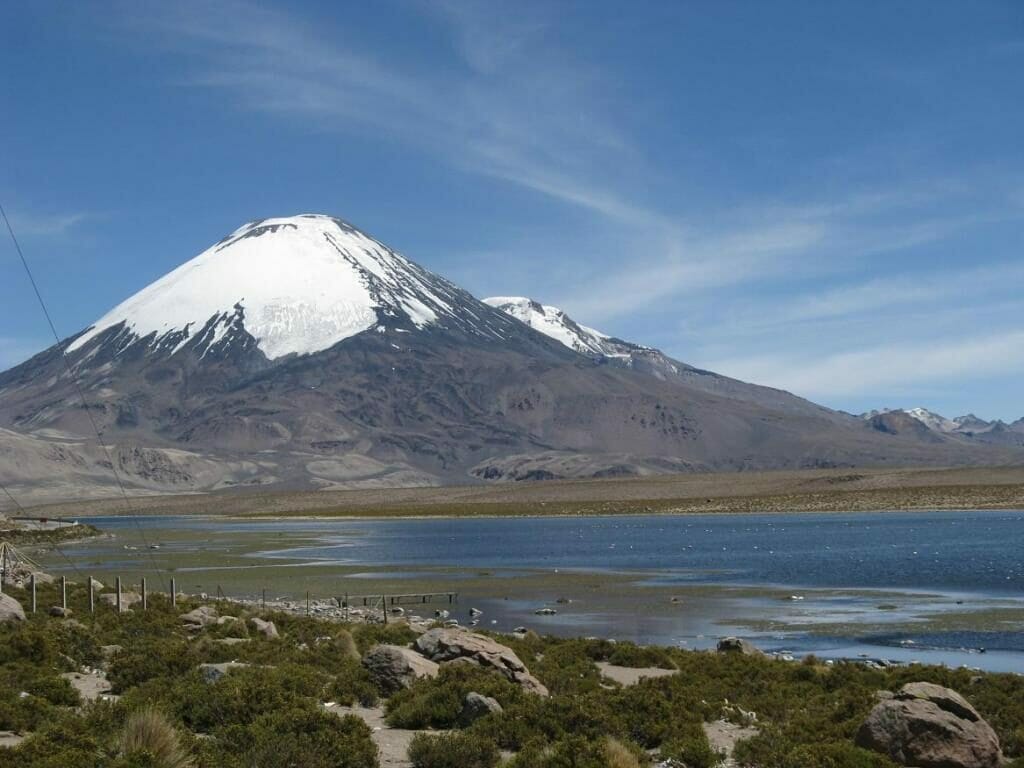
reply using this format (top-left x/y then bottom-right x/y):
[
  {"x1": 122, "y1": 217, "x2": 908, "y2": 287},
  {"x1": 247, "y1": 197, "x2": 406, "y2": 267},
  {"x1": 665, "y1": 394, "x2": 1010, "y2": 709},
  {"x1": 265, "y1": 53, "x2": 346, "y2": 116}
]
[
  {"x1": 703, "y1": 720, "x2": 759, "y2": 767},
  {"x1": 329, "y1": 704, "x2": 444, "y2": 767},
  {"x1": 596, "y1": 662, "x2": 677, "y2": 686},
  {"x1": 61, "y1": 671, "x2": 113, "y2": 702}
]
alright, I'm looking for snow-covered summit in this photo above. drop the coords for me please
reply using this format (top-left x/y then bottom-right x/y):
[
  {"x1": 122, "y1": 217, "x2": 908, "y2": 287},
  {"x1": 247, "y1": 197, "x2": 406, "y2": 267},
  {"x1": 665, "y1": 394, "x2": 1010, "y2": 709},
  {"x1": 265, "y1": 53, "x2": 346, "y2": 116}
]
[
  {"x1": 904, "y1": 407, "x2": 958, "y2": 433},
  {"x1": 68, "y1": 214, "x2": 509, "y2": 360},
  {"x1": 483, "y1": 296, "x2": 631, "y2": 358}
]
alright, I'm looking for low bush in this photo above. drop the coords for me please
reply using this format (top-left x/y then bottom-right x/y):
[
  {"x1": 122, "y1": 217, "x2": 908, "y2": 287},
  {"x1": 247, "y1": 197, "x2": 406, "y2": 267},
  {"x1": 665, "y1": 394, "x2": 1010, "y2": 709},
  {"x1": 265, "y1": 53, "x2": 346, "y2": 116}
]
[
  {"x1": 386, "y1": 663, "x2": 521, "y2": 730},
  {"x1": 198, "y1": 707, "x2": 377, "y2": 768},
  {"x1": 4, "y1": 584, "x2": 1024, "y2": 768},
  {"x1": 407, "y1": 731, "x2": 499, "y2": 768}
]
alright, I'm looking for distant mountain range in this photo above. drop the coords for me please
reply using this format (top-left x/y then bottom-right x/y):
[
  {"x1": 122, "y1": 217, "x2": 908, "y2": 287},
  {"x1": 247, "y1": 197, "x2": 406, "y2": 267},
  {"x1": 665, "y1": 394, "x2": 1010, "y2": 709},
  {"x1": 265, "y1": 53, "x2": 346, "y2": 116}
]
[
  {"x1": 0, "y1": 214, "x2": 1020, "y2": 506},
  {"x1": 858, "y1": 408, "x2": 1024, "y2": 447}
]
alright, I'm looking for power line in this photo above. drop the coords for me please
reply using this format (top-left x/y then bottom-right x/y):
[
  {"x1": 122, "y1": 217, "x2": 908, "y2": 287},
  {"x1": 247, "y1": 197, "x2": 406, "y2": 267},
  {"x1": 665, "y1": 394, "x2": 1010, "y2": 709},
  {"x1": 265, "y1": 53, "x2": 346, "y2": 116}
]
[
  {"x1": 0, "y1": 479, "x2": 87, "y2": 582},
  {"x1": 0, "y1": 202, "x2": 166, "y2": 589}
]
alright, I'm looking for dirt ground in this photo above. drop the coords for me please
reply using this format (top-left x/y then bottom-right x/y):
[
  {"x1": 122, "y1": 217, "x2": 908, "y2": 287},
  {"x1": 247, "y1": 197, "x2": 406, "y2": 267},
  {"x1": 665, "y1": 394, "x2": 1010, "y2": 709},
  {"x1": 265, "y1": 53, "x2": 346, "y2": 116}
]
[
  {"x1": 23, "y1": 465, "x2": 1024, "y2": 519},
  {"x1": 60, "y1": 671, "x2": 113, "y2": 702},
  {"x1": 328, "y1": 703, "x2": 439, "y2": 768},
  {"x1": 703, "y1": 720, "x2": 760, "y2": 767},
  {"x1": 596, "y1": 662, "x2": 678, "y2": 686}
]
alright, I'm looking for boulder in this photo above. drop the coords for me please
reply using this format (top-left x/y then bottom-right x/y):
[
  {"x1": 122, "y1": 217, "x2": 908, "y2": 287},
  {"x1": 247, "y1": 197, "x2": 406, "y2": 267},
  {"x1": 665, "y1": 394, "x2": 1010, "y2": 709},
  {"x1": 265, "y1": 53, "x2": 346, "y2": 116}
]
[
  {"x1": 460, "y1": 692, "x2": 503, "y2": 725},
  {"x1": 414, "y1": 628, "x2": 548, "y2": 696},
  {"x1": 250, "y1": 617, "x2": 279, "y2": 639},
  {"x1": 362, "y1": 644, "x2": 440, "y2": 694},
  {"x1": 856, "y1": 682, "x2": 1002, "y2": 768},
  {"x1": 181, "y1": 605, "x2": 219, "y2": 628},
  {"x1": 0, "y1": 594, "x2": 26, "y2": 624},
  {"x1": 99, "y1": 591, "x2": 142, "y2": 610},
  {"x1": 716, "y1": 637, "x2": 763, "y2": 656},
  {"x1": 199, "y1": 662, "x2": 250, "y2": 684}
]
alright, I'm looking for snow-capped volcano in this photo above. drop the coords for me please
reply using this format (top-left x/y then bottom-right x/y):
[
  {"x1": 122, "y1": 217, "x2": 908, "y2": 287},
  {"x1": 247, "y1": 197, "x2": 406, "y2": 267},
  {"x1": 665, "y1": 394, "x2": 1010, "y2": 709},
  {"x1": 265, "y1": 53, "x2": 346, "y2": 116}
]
[
  {"x1": 69, "y1": 214, "x2": 511, "y2": 361},
  {"x1": 3, "y1": 212, "x2": 1023, "y2": 504}
]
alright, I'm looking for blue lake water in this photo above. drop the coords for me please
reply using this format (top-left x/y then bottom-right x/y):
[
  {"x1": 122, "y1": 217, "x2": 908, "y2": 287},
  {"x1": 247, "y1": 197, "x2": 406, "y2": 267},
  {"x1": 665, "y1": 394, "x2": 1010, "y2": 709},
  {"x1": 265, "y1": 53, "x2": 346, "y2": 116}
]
[{"x1": 73, "y1": 510, "x2": 1024, "y2": 672}]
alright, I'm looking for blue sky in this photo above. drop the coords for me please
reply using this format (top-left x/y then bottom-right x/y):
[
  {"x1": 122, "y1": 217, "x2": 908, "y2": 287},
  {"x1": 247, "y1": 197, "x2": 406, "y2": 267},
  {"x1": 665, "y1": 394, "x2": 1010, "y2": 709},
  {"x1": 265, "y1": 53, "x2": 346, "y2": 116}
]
[{"x1": 1, "y1": 1, "x2": 1022, "y2": 420}]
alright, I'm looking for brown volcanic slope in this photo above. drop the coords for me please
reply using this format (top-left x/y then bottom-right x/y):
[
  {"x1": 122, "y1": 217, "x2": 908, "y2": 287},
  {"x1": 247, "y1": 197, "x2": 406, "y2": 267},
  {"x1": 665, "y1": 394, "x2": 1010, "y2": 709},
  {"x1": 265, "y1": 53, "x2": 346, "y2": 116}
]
[{"x1": 0, "y1": 215, "x2": 1022, "y2": 507}]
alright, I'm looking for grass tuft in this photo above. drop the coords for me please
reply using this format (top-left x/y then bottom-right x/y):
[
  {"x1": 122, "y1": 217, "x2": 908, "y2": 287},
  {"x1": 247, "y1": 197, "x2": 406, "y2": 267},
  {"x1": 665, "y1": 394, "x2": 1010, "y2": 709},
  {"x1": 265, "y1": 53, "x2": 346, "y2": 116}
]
[{"x1": 118, "y1": 705, "x2": 193, "y2": 768}]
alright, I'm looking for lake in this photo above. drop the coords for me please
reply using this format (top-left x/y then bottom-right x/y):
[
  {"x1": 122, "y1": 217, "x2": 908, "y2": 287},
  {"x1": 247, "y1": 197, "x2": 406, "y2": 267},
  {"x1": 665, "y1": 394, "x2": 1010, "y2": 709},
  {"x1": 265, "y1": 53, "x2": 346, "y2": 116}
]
[{"x1": 52, "y1": 510, "x2": 1024, "y2": 672}]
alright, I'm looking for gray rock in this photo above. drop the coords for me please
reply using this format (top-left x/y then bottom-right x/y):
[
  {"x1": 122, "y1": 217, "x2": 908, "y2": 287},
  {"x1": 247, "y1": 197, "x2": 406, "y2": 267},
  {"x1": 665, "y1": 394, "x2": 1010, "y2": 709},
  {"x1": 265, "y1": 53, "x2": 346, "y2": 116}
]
[
  {"x1": 0, "y1": 594, "x2": 26, "y2": 624},
  {"x1": 181, "y1": 605, "x2": 219, "y2": 628},
  {"x1": 716, "y1": 637, "x2": 763, "y2": 656},
  {"x1": 99, "y1": 591, "x2": 142, "y2": 610},
  {"x1": 250, "y1": 617, "x2": 279, "y2": 639},
  {"x1": 414, "y1": 627, "x2": 548, "y2": 696},
  {"x1": 199, "y1": 661, "x2": 250, "y2": 684},
  {"x1": 460, "y1": 692, "x2": 503, "y2": 725},
  {"x1": 856, "y1": 682, "x2": 1002, "y2": 768},
  {"x1": 362, "y1": 644, "x2": 440, "y2": 694}
]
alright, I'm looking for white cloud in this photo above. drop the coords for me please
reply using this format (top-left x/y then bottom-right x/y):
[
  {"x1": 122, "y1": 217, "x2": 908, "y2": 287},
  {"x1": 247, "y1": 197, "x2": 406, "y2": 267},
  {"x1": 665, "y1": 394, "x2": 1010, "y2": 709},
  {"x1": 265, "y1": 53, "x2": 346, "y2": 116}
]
[
  {"x1": 707, "y1": 330, "x2": 1024, "y2": 399},
  {"x1": 127, "y1": 1, "x2": 651, "y2": 228},
  {"x1": 114, "y1": 2, "x2": 1024, "y2": 415},
  {"x1": 4, "y1": 210, "x2": 92, "y2": 238},
  {"x1": 724, "y1": 260, "x2": 1024, "y2": 331}
]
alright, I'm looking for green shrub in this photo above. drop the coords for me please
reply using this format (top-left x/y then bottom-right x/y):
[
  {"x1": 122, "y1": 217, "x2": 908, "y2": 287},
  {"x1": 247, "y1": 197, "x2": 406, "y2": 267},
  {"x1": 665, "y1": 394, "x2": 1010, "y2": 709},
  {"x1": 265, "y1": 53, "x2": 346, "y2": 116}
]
[
  {"x1": 661, "y1": 728, "x2": 722, "y2": 768},
  {"x1": 199, "y1": 707, "x2": 377, "y2": 768},
  {"x1": 108, "y1": 640, "x2": 200, "y2": 693},
  {"x1": 408, "y1": 731, "x2": 499, "y2": 768},
  {"x1": 326, "y1": 659, "x2": 379, "y2": 707},
  {"x1": 386, "y1": 664, "x2": 520, "y2": 730},
  {"x1": 350, "y1": 622, "x2": 417, "y2": 654}
]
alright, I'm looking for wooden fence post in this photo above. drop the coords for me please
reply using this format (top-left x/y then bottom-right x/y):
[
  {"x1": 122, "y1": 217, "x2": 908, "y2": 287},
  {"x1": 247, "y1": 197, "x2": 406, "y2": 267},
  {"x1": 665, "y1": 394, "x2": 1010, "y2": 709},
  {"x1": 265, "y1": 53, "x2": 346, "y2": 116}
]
[
  {"x1": 170, "y1": 577, "x2": 176, "y2": 607},
  {"x1": 61, "y1": 576, "x2": 67, "y2": 610},
  {"x1": 89, "y1": 576, "x2": 95, "y2": 614},
  {"x1": 30, "y1": 573, "x2": 36, "y2": 613},
  {"x1": 116, "y1": 576, "x2": 122, "y2": 614},
  {"x1": 141, "y1": 578, "x2": 147, "y2": 611}
]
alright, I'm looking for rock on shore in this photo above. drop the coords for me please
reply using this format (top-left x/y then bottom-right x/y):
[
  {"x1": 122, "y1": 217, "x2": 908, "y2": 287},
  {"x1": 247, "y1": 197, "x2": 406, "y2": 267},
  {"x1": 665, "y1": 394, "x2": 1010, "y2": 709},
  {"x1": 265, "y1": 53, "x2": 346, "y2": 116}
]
[
  {"x1": 0, "y1": 593, "x2": 26, "y2": 624},
  {"x1": 856, "y1": 682, "x2": 1002, "y2": 768},
  {"x1": 414, "y1": 627, "x2": 548, "y2": 696},
  {"x1": 363, "y1": 645, "x2": 440, "y2": 694}
]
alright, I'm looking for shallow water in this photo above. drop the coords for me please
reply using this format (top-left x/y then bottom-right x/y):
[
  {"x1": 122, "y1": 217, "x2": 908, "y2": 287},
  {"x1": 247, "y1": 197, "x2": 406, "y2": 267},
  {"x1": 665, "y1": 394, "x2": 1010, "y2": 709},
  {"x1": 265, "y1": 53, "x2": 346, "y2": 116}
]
[{"x1": 54, "y1": 510, "x2": 1024, "y2": 672}]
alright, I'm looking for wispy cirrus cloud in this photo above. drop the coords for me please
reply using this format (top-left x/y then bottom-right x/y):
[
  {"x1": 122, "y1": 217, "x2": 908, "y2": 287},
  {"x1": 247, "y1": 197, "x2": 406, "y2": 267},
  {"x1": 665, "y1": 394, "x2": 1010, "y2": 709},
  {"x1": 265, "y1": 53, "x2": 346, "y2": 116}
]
[
  {"x1": 124, "y1": 0, "x2": 650, "y2": 228},
  {"x1": 112, "y1": 1, "x2": 1024, "y2": 417},
  {"x1": 707, "y1": 329, "x2": 1024, "y2": 399},
  {"x1": 4, "y1": 210, "x2": 93, "y2": 238}
]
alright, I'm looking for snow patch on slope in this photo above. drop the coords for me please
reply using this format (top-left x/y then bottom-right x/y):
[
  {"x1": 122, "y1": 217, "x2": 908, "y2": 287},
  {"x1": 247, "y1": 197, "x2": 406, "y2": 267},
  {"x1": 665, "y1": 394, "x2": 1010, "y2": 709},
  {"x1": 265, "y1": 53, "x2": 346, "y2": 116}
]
[
  {"x1": 483, "y1": 296, "x2": 624, "y2": 357},
  {"x1": 905, "y1": 408, "x2": 958, "y2": 433}
]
